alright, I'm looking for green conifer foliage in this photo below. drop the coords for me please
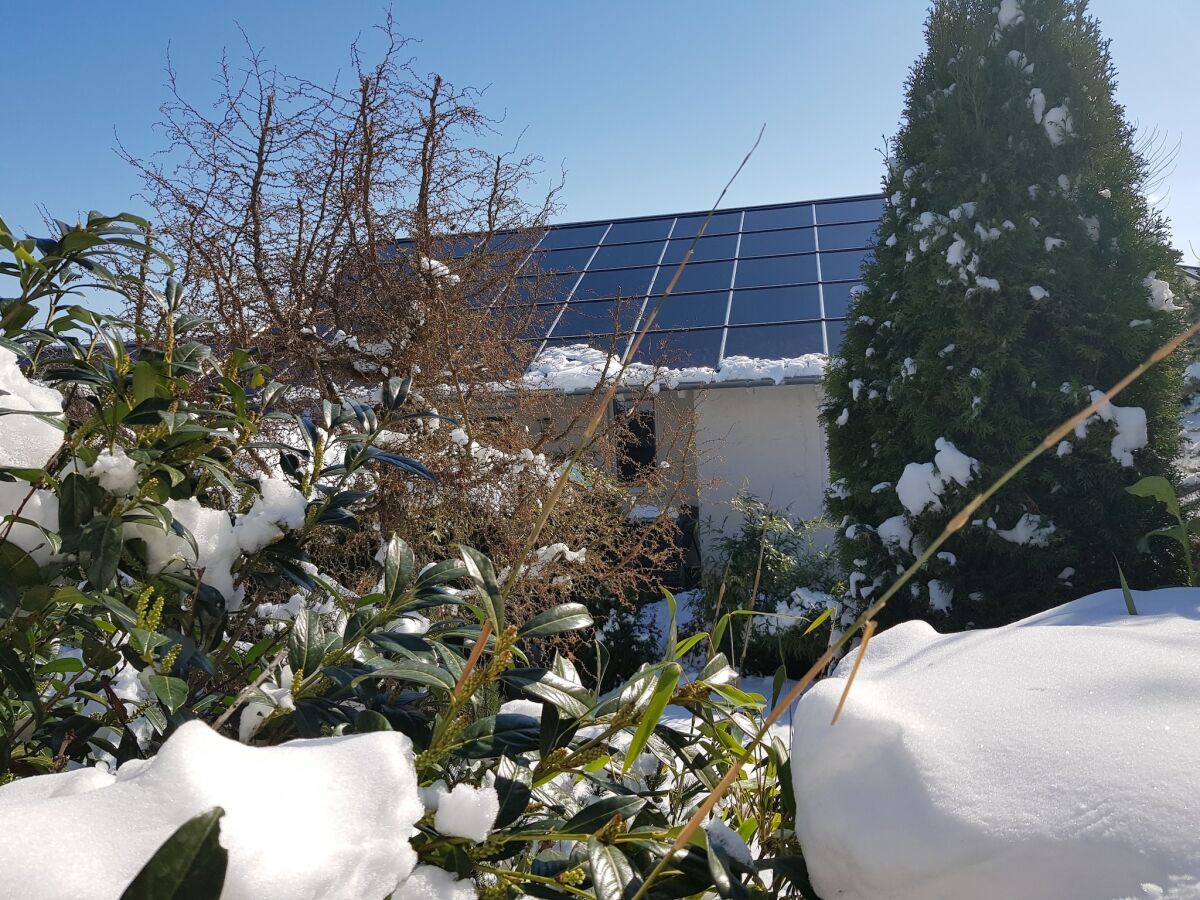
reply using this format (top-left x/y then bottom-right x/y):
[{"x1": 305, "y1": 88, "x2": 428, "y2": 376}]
[{"x1": 823, "y1": 0, "x2": 1186, "y2": 629}]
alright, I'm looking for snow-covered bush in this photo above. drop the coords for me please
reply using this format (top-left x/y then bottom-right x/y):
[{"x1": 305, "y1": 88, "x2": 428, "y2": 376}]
[
  {"x1": 0, "y1": 213, "x2": 812, "y2": 898},
  {"x1": 824, "y1": 0, "x2": 1189, "y2": 630}
]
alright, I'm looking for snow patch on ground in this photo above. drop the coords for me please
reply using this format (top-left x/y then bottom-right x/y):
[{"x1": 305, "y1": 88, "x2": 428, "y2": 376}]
[{"x1": 791, "y1": 587, "x2": 1200, "y2": 900}]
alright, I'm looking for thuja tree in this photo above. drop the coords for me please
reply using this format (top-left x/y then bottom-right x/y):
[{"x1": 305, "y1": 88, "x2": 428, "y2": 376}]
[{"x1": 823, "y1": 0, "x2": 1187, "y2": 629}]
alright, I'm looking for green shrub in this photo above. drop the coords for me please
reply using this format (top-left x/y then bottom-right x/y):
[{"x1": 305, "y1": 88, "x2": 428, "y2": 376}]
[
  {"x1": 0, "y1": 212, "x2": 816, "y2": 898},
  {"x1": 700, "y1": 495, "x2": 842, "y2": 677}
]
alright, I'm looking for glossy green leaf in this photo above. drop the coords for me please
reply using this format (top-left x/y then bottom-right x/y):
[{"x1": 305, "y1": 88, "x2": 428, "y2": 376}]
[
  {"x1": 82, "y1": 517, "x2": 124, "y2": 588},
  {"x1": 502, "y1": 668, "x2": 591, "y2": 718},
  {"x1": 131, "y1": 361, "x2": 159, "y2": 404},
  {"x1": 803, "y1": 606, "x2": 835, "y2": 636},
  {"x1": 493, "y1": 757, "x2": 533, "y2": 828},
  {"x1": 1127, "y1": 475, "x2": 1182, "y2": 522},
  {"x1": 119, "y1": 806, "x2": 227, "y2": 900},
  {"x1": 288, "y1": 609, "x2": 327, "y2": 675},
  {"x1": 622, "y1": 663, "x2": 680, "y2": 773},
  {"x1": 518, "y1": 603, "x2": 593, "y2": 639},
  {"x1": 458, "y1": 545, "x2": 503, "y2": 632},
  {"x1": 588, "y1": 838, "x2": 643, "y2": 900},
  {"x1": 148, "y1": 674, "x2": 189, "y2": 714},
  {"x1": 353, "y1": 709, "x2": 392, "y2": 732},
  {"x1": 563, "y1": 795, "x2": 646, "y2": 835},
  {"x1": 1116, "y1": 560, "x2": 1138, "y2": 615},
  {"x1": 381, "y1": 534, "x2": 416, "y2": 602}
]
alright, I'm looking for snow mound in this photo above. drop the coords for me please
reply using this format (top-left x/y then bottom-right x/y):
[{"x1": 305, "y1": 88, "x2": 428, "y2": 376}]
[
  {"x1": 0, "y1": 721, "x2": 428, "y2": 900},
  {"x1": 791, "y1": 587, "x2": 1200, "y2": 900}
]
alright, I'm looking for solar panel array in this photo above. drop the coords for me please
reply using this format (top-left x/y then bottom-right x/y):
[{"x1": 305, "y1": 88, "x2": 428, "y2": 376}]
[{"x1": 403, "y1": 194, "x2": 885, "y2": 371}]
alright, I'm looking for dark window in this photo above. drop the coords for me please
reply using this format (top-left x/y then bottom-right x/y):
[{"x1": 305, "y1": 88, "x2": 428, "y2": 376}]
[
  {"x1": 531, "y1": 247, "x2": 595, "y2": 273},
  {"x1": 661, "y1": 233, "x2": 738, "y2": 264},
  {"x1": 629, "y1": 328, "x2": 723, "y2": 368},
  {"x1": 646, "y1": 291, "x2": 729, "y2": 330},
  {"x1": 727, "y1": 285, "x2": 822, "y2": 325},
  {"x1": 651, "y1": 259, "x2": 734, "y2": 295},
  {"x1": 818, "y1": 221, "x2": 878, "y2": 251},
  {"x1": 670, "y1": 211, "x2": 742, "y2": 238},
  {"x1": 538, "y1": 224, "x2": 609, "y2": 250},
  {"x1": 743, "y1": 204, "x2": 812, "y2": 231},
  {"x1": 734, "y1": 254, "x2": 819, "y2": 289},
  {"x1": 723, "y1": 321, "x2": 825, "y2": 359},
  {"x1": 574, "y1": 267, "x2": 656, "y2": 301},
  {"x1": 738, "y1": 228, "x2": 817, "y2": 257},
  {"x1": 605, "y1": 217, "x2": 674, "y2": 244},
  {"x1": 822, "y1": 282, "x2": 864, "y2": 318},
  {"x1": 590, "y1": 241, "x2": 666, "y2": 270},
  {"x1": 814, "y1": 198, "x2": 885, "y2": 225},
  {"x1": 819, "y1": 249, "x2": 871, "y2": 282},
  {"x1": 550, "y1": 298, "x2": 645, "y2": 337},
  {"x1": 613, "y1": 400, "x2": 656, "y2": 481}
]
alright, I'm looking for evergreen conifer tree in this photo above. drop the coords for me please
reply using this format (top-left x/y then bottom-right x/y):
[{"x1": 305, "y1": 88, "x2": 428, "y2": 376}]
[{"x1": 824, "y1": 0, "x2": 1186, "y2": 629}]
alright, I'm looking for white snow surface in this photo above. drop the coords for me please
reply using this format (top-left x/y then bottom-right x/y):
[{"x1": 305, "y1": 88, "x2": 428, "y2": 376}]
[
  {"x1": 127, "y1": 479, "x2": 308, "y2": 607},
  {"x1": 432, "y1": 782, "x2": 500, "y2": 843},
  {"x1": 0, "y1": 720, "x2": 431, "y2": 900},
  {"x1": 896, "y1": 439, "x2": 979, "y2": 516},
  {"x1": 1028, "y1": 88, "x2": 1046, "y2": 125},
  {"x1": 1043, "y1": 102, "x2": 1074, "y2": 146},
  {"x1": 997, "y1": 0, "x2": 1024, "y2": 28},
  {"x1": 0, "y1": 348, "x2": 64, "y2": 561},
  {"x1": 0, "y1": 346, "x2": 64, "y2": 470},
  {"x1": 82, "y1": 448, "x2": 140, "y2": 496},
  {"x1": 791, "y1": 587, "x2": 1200, "y2": 900},
  {"x1": 1144, "y1": 273, "x2": 1181, "y2": 312},
  {"x1": 518, "y1": 343, "x2": 825, "y2": 393},
  {"x1": 1088, "y1": 389, "x2": 1148, "y2": 467},
  {"x1": 993, "y1": 511, "x2": 1056, "y2": 547}
]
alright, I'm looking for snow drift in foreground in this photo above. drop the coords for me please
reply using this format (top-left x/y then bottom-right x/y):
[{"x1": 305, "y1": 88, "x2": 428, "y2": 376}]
[
  {"x1": 791, "y1": 587, "x2": 1200, "y2": 900},
  {"x1": 518, "y1": 342, "x2": 826, "y2": 393},
  {"x1": 0, "y1": 721, "x2": 474, "y2": 900}
]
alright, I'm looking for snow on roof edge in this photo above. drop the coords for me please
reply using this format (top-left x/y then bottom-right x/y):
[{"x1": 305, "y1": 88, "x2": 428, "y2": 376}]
[{"x1": 507, "y1": 343, "x2": 828, "y2": 395}]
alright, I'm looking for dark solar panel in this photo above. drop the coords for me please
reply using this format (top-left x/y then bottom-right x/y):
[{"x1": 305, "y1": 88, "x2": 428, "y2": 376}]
[
  {"x1": 628, "y1": 327, "x2": 723, "y2": 368},
  {"x1": 590, "y1": 242, "x2": 665, "y2": 270},
  {"x1": 500, "y1": 193, "x2": 882, "y2": 373}
]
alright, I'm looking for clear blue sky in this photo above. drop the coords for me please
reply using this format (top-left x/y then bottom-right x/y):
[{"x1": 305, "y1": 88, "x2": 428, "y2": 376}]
[{"x1": 4, "y1": 1, "x2": 1199, "y2": 254}]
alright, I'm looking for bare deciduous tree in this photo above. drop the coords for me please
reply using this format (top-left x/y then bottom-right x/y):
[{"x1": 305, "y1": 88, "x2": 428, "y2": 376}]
[{"x1": 123, "y1": 15, "x2": 701, "y2": 629}]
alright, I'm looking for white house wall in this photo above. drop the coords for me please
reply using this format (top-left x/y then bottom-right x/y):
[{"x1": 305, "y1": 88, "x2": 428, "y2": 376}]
[{"x1": 692, "y1": 384, "x2": 829, "y2": 554}]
